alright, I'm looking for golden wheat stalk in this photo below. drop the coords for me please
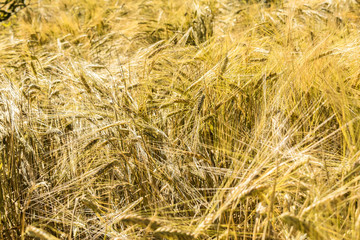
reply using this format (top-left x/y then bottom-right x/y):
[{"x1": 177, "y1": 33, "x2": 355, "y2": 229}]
[
  {"x1": 153, "y1": 226, "x2": 195, "y2": 240},
  {"x1": 280, "y1": 213, "x2": 325, "y2": 240},
  {"x1": 25, "y1": 225, "x2": 60, "y2": 240},
  {"x1": 194, "y1": 183, "x2": 268, "y2": 237},
  {"x1": 115, "y1": 214, "x2": 161, "y2": 231}
]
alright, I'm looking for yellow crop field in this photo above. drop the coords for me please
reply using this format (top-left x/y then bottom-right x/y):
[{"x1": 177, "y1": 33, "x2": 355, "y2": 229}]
[{"x1": 1, "y1": 0, "x2": 360, "y2": 239}]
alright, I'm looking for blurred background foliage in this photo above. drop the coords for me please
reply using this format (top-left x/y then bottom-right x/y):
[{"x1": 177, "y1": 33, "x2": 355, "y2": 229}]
[{"x1": 0, "y1": 0, "x2": 27, "y2": 22}]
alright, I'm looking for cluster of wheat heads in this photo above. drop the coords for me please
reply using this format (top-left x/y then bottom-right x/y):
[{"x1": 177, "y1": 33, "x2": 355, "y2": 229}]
[{"x1": 1, "y1": 0, "x2": 360, "y2": 239}]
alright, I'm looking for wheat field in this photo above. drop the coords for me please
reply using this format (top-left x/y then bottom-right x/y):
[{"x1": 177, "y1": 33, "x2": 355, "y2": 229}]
[{"x1": 1, "y1": 0, "x2": 360, "y2": 239}]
